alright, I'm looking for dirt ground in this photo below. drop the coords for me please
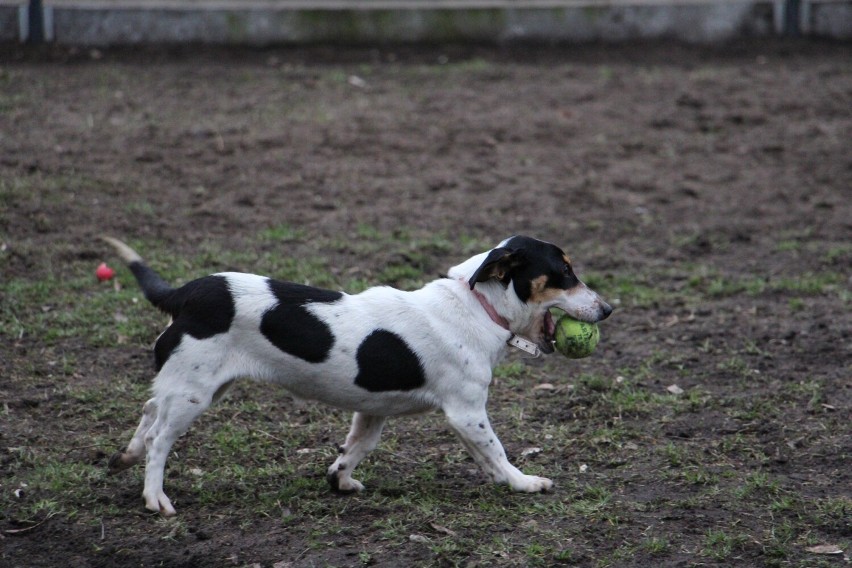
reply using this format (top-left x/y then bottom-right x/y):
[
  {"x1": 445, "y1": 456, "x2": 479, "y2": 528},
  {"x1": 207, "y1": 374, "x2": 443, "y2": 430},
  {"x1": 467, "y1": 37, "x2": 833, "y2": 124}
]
[{"x1": 1, "y1": 40, "x2": 850, "y2": 567}]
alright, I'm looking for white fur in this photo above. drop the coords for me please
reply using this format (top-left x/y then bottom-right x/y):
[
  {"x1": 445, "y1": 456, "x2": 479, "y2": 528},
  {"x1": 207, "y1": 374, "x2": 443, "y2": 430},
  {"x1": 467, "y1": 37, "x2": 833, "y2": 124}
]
[{"x1": 108, "y1": 239, "x2": 611, "y2": 516}]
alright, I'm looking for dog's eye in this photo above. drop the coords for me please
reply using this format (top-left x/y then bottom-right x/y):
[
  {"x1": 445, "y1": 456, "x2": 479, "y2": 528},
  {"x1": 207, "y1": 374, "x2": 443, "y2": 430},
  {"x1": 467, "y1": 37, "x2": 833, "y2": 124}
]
[{"x1": 563, "y1": 264, "x2": 571, "y2": 274}]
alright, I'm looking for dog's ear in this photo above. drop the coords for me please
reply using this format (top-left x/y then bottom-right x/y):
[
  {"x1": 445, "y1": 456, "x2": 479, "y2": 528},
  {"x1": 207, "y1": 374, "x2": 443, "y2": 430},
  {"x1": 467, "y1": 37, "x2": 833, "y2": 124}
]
[{"x1": 468, "y1": 247, "x2": 527, "y2": 289}]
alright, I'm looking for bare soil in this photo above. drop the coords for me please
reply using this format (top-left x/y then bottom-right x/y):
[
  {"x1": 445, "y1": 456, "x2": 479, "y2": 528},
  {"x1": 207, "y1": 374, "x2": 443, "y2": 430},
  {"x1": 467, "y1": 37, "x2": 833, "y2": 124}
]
[{"x1": 1, "y1": 40, "x2": 850, "y2": 567}]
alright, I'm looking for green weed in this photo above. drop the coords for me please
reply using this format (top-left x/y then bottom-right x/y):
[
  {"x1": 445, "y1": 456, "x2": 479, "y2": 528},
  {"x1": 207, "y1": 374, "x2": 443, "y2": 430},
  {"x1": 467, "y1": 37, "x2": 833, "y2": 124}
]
[
  {"x1": 583, "y1": 272, "x2": 668, "y2": 308},
  {"x1": 701, "y1": 528, "x2": 748, "y2": 560},
  {"x1": 695, "y1": 270, "x2": 844, "y2": 299},
  {"x1": 258, "y1": 223, "x2": 306, "y2": 242},
  {"x1": 641, "y1": 536, "x2": 670, "y2": 554}
]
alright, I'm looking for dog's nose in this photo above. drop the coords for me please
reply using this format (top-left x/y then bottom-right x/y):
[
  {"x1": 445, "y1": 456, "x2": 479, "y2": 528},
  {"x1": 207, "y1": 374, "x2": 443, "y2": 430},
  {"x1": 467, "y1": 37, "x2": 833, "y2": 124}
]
[{"x1": 600, "y1": 302, "x2": 613, "y2": 320}]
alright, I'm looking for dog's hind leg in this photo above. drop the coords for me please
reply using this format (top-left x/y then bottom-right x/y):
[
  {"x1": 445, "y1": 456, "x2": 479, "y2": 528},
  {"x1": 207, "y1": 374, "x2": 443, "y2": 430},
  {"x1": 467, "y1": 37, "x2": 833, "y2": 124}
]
[
  {"x1": 139, "y1": 393, "x2": 209, "y2": 516},
  {"x1": 108, "y1": 398, "x2": 158, "y2": 475},
  {"x1": 140, "y1": 370, "x2": 228, "y2": 516},
  {"x1": 327, "y1": 413, "x2": 386, "y2": 493}
]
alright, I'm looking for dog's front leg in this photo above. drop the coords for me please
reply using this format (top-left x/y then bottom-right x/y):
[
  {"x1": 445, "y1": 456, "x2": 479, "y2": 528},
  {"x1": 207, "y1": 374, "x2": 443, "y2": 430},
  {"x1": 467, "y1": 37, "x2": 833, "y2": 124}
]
[
  {"x1": 444, "y1": 406, "x2": 553, "y2": 493},
  {"x1": 327, "y1": 413, "x2": 386, "y2": 493}
]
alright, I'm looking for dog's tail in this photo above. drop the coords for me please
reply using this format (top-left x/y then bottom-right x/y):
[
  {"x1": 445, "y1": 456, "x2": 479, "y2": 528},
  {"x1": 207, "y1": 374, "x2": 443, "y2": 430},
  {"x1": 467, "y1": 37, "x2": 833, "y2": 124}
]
[{"x1": 101, "y1": 236, "x2": 178, "y2": 316}]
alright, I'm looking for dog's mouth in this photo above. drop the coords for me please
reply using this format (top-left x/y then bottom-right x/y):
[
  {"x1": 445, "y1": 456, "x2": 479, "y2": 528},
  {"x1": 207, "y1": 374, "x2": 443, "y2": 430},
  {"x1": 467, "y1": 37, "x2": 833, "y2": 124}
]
[{"x1": 540, "y1": 310, "x2": 558, "y2": 354}]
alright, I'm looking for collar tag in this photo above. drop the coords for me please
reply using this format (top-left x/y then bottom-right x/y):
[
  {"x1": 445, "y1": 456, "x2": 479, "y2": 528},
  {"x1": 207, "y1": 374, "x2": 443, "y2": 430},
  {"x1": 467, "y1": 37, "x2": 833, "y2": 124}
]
[{"x1": 507, "y1": 335, "x2": 541, "y2": 358}]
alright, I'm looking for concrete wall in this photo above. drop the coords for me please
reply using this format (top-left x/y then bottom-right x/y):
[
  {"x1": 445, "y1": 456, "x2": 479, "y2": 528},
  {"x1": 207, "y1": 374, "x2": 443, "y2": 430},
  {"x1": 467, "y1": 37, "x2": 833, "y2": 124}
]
[
  {"x1": 805, "y1": 0, "x2": 852, "y2": 37},
  {"x1": 1, "y1": 3, "x2": 20, "y2": 41},
  {"x1": 1, "y1": 0, "x2": 850, "y2": 45}
]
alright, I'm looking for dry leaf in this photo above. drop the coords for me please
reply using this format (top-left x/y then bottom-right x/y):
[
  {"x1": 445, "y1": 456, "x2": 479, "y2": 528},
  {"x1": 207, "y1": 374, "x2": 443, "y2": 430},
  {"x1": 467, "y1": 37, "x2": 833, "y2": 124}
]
[
  {"x1": 521, "y1": 447, "x2": 542, "y2": 457},
  {"x1": 806, "y1": 544, "x2": 843, "y2": 555},
  {"x1": 430, "y1": 523, "x2": 457, "y2": 537},
  {"x1": 533, "y1": 383, "x2": 556, "y2": 391},
  {"x1": 3, "y1": 512, "x2": 55, "y2": 535},
  {"x1": 667, "y1": 384, "x2": 684, "y2": 395}
]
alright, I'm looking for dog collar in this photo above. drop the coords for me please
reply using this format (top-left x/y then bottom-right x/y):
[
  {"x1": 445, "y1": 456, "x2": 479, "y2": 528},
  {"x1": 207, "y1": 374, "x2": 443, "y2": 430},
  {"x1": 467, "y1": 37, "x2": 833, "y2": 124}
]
[
  {"x1": 471, "y1": 288, "x2": 511, "y2": 330},
  {"x1": 470, "y1": 286, "x2": 541, "y2": 358}
]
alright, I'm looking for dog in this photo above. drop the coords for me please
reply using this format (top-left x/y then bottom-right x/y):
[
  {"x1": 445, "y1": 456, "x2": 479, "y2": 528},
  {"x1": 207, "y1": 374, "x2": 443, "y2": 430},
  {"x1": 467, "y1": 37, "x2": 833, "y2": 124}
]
[{"x1": 103, "y1": 235, "x2": 612, "y2": 516}]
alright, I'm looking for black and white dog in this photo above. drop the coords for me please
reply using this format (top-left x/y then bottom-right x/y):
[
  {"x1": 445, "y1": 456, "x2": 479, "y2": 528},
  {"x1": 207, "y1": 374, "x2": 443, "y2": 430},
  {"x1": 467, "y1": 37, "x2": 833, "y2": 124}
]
[{"x1": 104, "y1": 235, "x2": 611, "y2": 516}]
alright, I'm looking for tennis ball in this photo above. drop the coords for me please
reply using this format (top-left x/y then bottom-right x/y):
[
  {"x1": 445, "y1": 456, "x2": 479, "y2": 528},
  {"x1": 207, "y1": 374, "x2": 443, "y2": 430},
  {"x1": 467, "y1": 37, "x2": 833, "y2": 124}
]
[{"x1": 554, "y1": 315, "x2": 600, "y2": 359}]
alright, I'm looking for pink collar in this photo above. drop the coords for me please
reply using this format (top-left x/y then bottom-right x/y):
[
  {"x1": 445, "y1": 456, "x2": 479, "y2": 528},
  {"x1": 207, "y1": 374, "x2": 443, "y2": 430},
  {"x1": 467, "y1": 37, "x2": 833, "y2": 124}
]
[
  {"x1": 471, "y1": 288, "x2": 511, "y2": 331},
  {"x1": 465, "y1": 281, "x2": 541, "y2": 357}
]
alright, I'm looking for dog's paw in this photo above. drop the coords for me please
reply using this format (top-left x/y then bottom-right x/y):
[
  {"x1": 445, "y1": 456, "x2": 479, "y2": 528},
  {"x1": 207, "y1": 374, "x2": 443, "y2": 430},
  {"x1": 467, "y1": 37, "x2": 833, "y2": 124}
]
[
  {"x1": 327, "y1": 469, "x2": 365, "y2": 494},
  {"x1": 510, "y1": 475, "x2": 554, "y2": 493},
  {"x1": 337, "y1": 478, "x2": 365, "y2": 494},
  {"x1": 107, "y1": 449, "x2": 137, "y2": 475},
  {"x1": 144, "y1": 490, "x2": 177, "y2": 517}
]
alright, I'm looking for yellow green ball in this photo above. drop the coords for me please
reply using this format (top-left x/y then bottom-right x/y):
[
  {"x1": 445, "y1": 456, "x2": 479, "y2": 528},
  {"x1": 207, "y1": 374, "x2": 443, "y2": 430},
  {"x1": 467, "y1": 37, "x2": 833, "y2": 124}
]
[{"x1": 554, "y1": 316, "x2": 600, "y2": 359}]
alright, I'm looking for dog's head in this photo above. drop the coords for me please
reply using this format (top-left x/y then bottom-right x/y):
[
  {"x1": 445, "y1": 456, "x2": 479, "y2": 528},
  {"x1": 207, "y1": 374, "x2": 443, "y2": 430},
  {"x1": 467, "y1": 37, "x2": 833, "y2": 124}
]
[{"x1": 452, "y1": 236, "x2": 612, "y2": 354}]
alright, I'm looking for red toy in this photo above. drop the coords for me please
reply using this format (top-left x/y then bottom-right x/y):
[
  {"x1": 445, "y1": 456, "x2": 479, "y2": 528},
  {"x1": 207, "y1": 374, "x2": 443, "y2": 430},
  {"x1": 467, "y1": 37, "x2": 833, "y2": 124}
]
[{"x1": 96, "y1": 262, "x2": 115, "y2": 282}]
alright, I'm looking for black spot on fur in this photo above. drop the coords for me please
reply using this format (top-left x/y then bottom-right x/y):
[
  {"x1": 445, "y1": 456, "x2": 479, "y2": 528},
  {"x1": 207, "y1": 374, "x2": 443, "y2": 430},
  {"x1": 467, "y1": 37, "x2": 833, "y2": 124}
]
[
  {"x1": 154, "y1": 324, "x2": 183, "y2": 372},
  {"x1": 354, "y1": 330, "x2": 426, "y2": 392},
  {"x1": 260, "y1": 280, "x2": 342, "y2": 363},
  {"x1": 128, "y1": 261, "x2": 174, "y2": 311},
  {"x1": 153, "y1": 275, "x2": 235, "y2": 371}
]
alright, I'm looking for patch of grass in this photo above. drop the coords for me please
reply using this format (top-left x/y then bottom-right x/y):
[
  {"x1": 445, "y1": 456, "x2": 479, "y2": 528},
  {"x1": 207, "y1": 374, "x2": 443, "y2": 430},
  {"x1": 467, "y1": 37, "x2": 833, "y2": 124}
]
[
  {"x1": 692, "y1": 269, "x2": 846, "y2": 300},
  {"x1": 493, "y1": 361, "x2": 528, "y2": 390},
  {"x1": 641, "y1": 536, "x2": 670, "y2": 554},
  {"x1": 822, "y1": 243, "x2": 851, "y2": 265},
  {"x1": 717, "y1": 355, "x2": 754, "y2": 379},
  {"x1": 700, "y1": 528, "x2": 749, "y2": 561},
  {"x1": 258, "y1": 223, "x2": 306, "y2": 242},
  {"x1": 775, "y1": 239, "x2": 802, "y2": 252},
  {"x1": 2, "y1": 344, "x2": 848, "y2": 568},
  {"x1": 2, "y1": 225, "x2": 847, "y2": 568},
  {"x1": 124, "y1": 200, "x2": 157, "y2": 218},
  {"x1": 735, "y1": 471, "x2": 781, "y2": 500},
  {"x1": 2, "y1": 225, "x2": 475, "y2": 354},
  {"x1": 355, "y1": 222, "x2": 385, "y2": 241},
  {"x1": 761, "y1": 520, "x2": 796, "y2": 563},
  {"x1": 660, "y1": 441, "x2": 689, "y2": 468},
  {"x1": 571, "y1": 485, "x2": 612, "y2": 518},
  {"x1": 2, "y1": 274, "x2": 164, "y2": 348},
  {"x1": 682, "y1": 467, "x2": 719, "y2": 486},
  {"x1": 808, "y1": 496, "x2": 852, "y2": 534},
  {"x1": 583, "y1": 272, "x2": 668, "y2": 308},
  {"x1": 376, "y1": 263, "x2": 425, "y2": 288}
]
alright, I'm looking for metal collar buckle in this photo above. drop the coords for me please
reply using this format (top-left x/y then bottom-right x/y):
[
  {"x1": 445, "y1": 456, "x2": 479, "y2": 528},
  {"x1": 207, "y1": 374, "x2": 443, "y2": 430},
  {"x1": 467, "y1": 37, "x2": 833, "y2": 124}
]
[{"x1": 507, "y1": 334, "x2": 541, "y2": 358}]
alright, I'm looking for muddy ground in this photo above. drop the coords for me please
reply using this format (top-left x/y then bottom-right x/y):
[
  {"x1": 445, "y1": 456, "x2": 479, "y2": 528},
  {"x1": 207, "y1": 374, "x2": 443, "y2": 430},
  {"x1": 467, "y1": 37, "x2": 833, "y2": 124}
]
[{"x1": 0, "y1": 40, "x2": 850, "y2": 567}]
